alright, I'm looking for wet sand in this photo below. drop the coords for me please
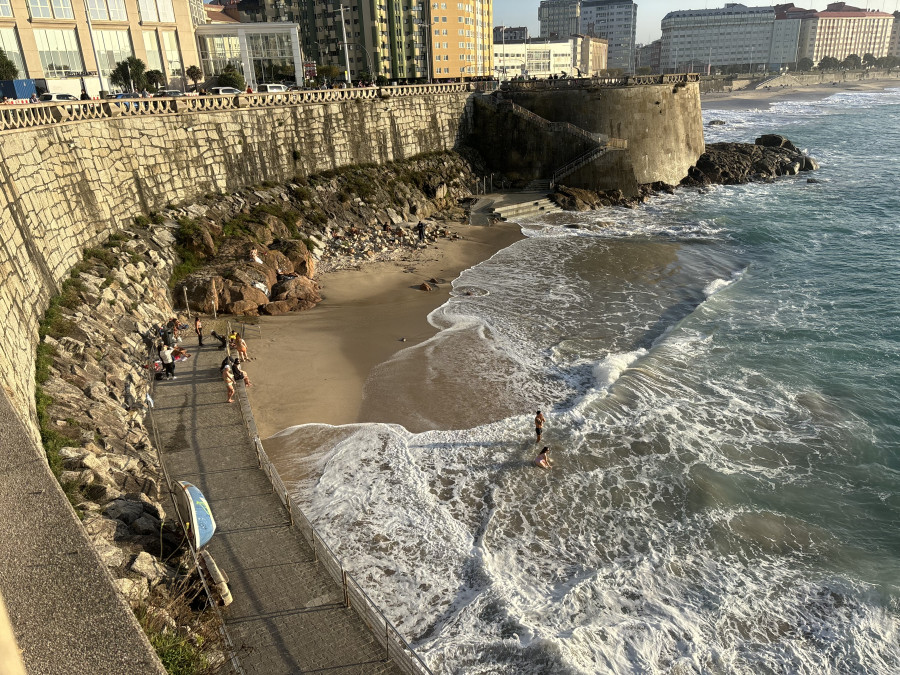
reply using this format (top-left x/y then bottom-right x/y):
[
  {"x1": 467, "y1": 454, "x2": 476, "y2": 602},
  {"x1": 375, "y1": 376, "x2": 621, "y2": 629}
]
[
  {"x1": 246, "y1": 220, "x2": 524, "y2": 438},
  {"x1": 702, "y1": 77, "x2": 900, "y2": 111}
]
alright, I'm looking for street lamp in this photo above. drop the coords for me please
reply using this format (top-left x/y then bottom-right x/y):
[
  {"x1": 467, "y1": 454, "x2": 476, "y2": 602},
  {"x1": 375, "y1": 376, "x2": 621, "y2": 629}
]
[
  {"x1": 324, "y1": 5, "x2": 352, "y2": 84},
  {"x1": 340, "y1": 42, "x2": 374, "y2": 83}
]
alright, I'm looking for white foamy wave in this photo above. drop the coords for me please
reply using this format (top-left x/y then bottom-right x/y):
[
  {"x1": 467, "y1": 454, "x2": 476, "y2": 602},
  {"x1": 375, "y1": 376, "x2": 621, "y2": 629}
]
[
  {"x1": 703, "y1": 267, "x2": 746, "y2": 297},
  {"x1": 592, "y1": 349, "x2": 646, "y2": 390}
]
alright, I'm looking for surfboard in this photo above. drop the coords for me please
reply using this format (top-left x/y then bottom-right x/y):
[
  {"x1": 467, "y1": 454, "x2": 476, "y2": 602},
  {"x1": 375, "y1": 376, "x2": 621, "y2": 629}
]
[{"x1": 174, "y1": 481, "x2": 216, "y2": 550}]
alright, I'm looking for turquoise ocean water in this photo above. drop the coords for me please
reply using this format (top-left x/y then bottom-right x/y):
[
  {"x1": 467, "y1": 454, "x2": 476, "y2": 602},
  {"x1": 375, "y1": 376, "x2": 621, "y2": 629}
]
[{"x1": 272, "y1": 88, "x2": 900, "y2": 673}]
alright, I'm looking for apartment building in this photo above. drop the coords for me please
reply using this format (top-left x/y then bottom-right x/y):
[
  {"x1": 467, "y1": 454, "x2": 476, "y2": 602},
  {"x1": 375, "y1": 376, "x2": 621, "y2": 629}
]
[
  {"x1": 430, "y1": 1, "x2": 492, "y2": 80},
  {"x1": 891, "y1": 11, "x2": 900, "y2": 57},
  {"x1": 538, "y1": 0, "x2": 579, "y2": 40},
  {"x1": 493, "y1": 35, "x2": 606, "y2": 79},
  {"x1": 579, "y1": 0, "x2": 635, "y2": 72},
  {"x1": 635, "y1": 39, "x2": 660, "y2": 73},
  {"x1": 0, "y1": 0, "x2": 199, "y2": 94},
  {"x1": 797, "y1": 3, "x2": 894, "y2": 63},
  {"x1": 233, "y1": 0, "x2": 491, "y2": 83},
  {"x1": 493, "y1": 25, "x2": 529, "y2": 43},
  {"x1": 660, "y1": 4, "x2": 800, "y2": 73}
]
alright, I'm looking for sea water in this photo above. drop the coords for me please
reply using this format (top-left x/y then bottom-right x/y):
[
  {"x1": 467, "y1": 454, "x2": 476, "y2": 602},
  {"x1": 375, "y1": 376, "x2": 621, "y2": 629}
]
[{"x1": 269, "y1": 89, "x2": 900, "y2": 673}]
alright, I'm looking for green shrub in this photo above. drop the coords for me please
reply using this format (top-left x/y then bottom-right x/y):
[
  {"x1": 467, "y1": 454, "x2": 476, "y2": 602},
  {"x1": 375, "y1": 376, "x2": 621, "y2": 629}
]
[
  {"x1": 83, "y1": 247, "x2": 117, "y2": 269},
  {"x1": 134, "y1": 215, "x2": 150, "y2": 228},
  {"x1": 149, "y1": 212, "x2": 164, "y2": 225}
]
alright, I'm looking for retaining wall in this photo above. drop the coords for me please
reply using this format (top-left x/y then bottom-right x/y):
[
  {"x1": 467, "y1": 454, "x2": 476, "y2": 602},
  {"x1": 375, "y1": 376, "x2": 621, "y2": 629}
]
[{"x1": 504, "y1": 82, "x2": 706, "y2": 186}]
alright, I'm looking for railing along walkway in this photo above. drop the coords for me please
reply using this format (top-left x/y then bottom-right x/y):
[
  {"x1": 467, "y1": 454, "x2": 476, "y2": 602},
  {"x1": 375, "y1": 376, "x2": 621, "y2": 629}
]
[{"x1": 150, "y1": 336, "x2": 409, "y2": 675}]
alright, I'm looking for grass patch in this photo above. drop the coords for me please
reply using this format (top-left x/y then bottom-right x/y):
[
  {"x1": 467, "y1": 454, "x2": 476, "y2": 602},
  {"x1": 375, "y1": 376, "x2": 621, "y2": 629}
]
[
  {"x1": 83, "y1": 247, "x2": 117, "y2": 269},
  {"x1": 170, "y1": 217, "x2": 208, "y2": 288},
  {"x1": 134, "y1": 215, "x2": 150, "y2": 228}
]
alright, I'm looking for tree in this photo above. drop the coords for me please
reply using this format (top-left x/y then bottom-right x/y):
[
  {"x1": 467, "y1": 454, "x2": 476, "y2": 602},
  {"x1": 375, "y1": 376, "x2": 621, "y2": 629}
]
[
  {"x1": 186, "y1": 65, "x2": 202, "y2": 90},
  {"x1": 315, "y1": 64, "x2": 341, "y2": 85},
  {"x1": 0, "y1": 49, "x2": 18, "y2": 80},
  {"x1": 863, "y1": 53, "x2": 877, "y2": 68},
  {"x1": 145, "y1": 69, "x2": 165, "y2": 91},
  {"x1": 817, "y1": 56, "x2": 840, "y2": 71},
  {"x1": 110, "y1": 57, "x2": 147, "y2": 91},
  {"x1": 797, "y1": 57, "x2": 813, "y2": 72},
  {"x1": 216, "y1": 63, "x2": 245, "y2": 90},
  {"x1": 842, "y1": 53, "x2": 861, "y2": 70}
]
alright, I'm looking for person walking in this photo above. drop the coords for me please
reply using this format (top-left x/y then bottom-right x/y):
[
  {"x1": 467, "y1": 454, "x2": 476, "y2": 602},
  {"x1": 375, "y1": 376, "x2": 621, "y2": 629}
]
[
  {"x1": 194, "y1": 315, "x2": 204, "y2": 346},
  {"x1": 417, "y1": 221, "x2": 426, "y2": 244},
  {"x1": 534, "y1": 410, "x2": 546, "y2": 443},
  {"x1": 222, "y1": 363, "x2": 235, "y2": 403},
  {"x1": 160, "y1": 344, "x2": 176, "y2": 380}
]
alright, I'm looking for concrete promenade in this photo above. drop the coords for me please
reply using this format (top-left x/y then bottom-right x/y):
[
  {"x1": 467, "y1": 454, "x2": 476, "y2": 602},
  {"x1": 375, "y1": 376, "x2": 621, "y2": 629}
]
[
  {"x1": 0, "y1": 389, "x2": 166, "y2": 675},
  {"x1": 152, "y1": 336, "x2": 402, "y2": 675}
]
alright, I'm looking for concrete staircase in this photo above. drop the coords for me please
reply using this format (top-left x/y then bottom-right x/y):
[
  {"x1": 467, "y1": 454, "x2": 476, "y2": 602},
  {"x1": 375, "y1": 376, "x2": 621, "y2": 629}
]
[{"x1": 491, "y1": 194, "x2": 562, "y2": 221}]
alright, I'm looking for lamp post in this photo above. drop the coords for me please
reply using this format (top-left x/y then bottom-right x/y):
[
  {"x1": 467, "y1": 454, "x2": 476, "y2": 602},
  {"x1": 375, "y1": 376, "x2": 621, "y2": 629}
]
[
  {"x1": 325, "y1": 4, "x2": 352, "y2": 84},
  {"x1": 83, "y1": 3, "x2": 107, "y2": 95},
  {"x1": 340, "y1": 41, "x2": 374, "y2": 83}
]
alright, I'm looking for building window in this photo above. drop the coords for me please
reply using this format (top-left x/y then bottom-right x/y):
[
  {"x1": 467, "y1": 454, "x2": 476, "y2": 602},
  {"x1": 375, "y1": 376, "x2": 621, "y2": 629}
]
[
  {"x1": 137, "y1": 0, "x2": 158, "y2": 23},
  {"x1": 160, "y1": 31, "x2": 181, "y2": 77},
  {"x1": 108, "y1": 0, "x2": 126, "y2": 20},
  {"x1": 95, "y1": 30, "x2": 133, "y2": 78},
  {"x1": 0, "y1": 0, "x2": 11, "y2": 16},
  {"x1": 50, "y1": 0, "x2": 74, "y2": 19},
  {"x1": 27, "y1": 0, "x2": 53, "y2": 19},
  {"x1": 87, "y1": 0, "x2": 108, "y2": 20},
  {"x1": 34, "y1": 28, "x2": 84, "y2": 76},
  {"x1": 155, "y1": 0, "x2": 175, "y2": 23},
  {"x1": 0, "y1": 27, "x2": 25, "y2": 74},
  {"x1": 143, "y1": 31, "x2": 163, "y2": 72}
]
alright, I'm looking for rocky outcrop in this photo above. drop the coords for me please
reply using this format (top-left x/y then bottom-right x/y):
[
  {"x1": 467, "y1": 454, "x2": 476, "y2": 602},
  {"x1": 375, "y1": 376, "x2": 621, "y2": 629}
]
[
  {"x1": 171, "y1": 152, "x2": 478, "y2": 316},
  {"x1": 681, "y1": 134, "x2": 819, "y2": 186},
  {"x1": 34, "y1": 224, "x2": 226, "y2": 658}
]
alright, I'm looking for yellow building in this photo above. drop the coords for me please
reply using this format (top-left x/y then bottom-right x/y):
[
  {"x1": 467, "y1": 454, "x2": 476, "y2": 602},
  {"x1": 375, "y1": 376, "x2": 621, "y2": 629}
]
[
  {"x1": 0, "y1": 0, "x2": 199, "y2": 94},
  {"x1": 430, "y1": 0, "x2": 492, "y2": 80}
]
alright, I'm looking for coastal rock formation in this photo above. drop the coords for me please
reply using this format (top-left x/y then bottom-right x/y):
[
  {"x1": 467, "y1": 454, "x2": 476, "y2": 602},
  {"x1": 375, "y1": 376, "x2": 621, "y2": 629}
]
[
  {"x1": 35, "y1": 225, "x2": 224, "y2": 661},
  {"x1": 681, "y1": 135, "x2": 819, "y2": 186},
  {"x1": 171, "y1": 153, "x2": 477, "y2": 316}
]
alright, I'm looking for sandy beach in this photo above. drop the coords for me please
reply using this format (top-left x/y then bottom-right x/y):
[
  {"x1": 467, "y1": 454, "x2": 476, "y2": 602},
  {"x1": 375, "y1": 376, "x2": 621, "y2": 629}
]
[
  {"x1": 246, "y1": 220, "x2": 523, "y2": 438},
  {"x1": 701, "y1": 76, "x2": 900, "y2": 110}
]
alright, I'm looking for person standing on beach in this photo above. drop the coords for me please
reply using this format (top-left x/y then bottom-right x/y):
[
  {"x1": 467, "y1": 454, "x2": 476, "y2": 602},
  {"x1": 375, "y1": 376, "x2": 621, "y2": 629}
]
[
  {"x1": 535, "y1": 411, "x2": 545, "y2": 443},
  {"x1": 236, "y1": 336, "x2": 249, "y2": 362},
  {"x1": 194, "y1": 315, "x2": 203, "y2": 346},
  {"x1": 417, "y1": 221, "x2": 426, "y2": 244},
  {"x1": 160, "y1": 344, "x2": 176, "y2": 380}
]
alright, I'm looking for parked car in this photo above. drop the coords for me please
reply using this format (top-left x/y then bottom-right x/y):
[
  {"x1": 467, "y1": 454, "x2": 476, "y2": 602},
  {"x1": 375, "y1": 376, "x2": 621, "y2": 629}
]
[
  {"x1": 208, "y1": 87, "x2": 242, "y2": 95},
  {"x1": 154, "y1": 89, "x2": 184, "y2": 97},
  {"x1": 256, "y1": 83, "x2": 287, "y2": 93},
  {"x1": 111, "y1": 91, "x2": 142, "y2": 109},
  {"x1": 39, "y1": 93, "x2": 78, "y2": 102}
]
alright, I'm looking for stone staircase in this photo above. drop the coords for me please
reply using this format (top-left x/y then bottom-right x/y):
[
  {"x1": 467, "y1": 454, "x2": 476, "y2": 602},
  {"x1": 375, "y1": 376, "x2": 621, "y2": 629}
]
[
  {"x1": 491, "y1": 194, "x2": 562, "y2": 222},
  {"x1": 477, "y1": 93, "x2": 627, "y2": 191}
]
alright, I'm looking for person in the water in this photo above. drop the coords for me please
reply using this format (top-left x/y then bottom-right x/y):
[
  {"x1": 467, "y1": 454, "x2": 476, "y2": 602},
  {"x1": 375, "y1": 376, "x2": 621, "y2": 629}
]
[{"x1": 534, "y1": 446, "x2": 552, "y2": 469}]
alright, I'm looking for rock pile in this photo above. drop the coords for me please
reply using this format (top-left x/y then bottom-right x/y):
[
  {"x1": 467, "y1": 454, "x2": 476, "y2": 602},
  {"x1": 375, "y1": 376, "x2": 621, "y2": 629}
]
[
  {"x1": 682, "y1": 134, "x2": 820, "y2": 186},
  {"x1": 36, "y1": 224, "x2": 210, "y2": 629},
  {"x1": 172, "y1": 152, "x2": 477, "y2": 316}
]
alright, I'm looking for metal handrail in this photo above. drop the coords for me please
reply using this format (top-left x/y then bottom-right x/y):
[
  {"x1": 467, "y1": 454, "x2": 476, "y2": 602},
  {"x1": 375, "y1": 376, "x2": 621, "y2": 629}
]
[{"x1": 226, "y1": 322, "x2": 432, "y2": 674}]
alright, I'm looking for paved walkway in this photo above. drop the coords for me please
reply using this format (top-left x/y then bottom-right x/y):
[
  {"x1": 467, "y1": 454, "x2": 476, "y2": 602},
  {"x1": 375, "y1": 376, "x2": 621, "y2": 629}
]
[
  {"x1": 0, "y1": 388, "x2": 166, "y2": 675},
  {"x1": 151, "y1": 337, "x2": 402, "y2": 675}
]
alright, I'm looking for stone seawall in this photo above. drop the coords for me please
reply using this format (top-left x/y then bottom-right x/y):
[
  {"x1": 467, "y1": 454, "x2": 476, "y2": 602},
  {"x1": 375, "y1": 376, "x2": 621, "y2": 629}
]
[
  {"x1": 0, "y1": 90, "x2": 474, "y2": 438},
  {"x1": 503, "y1": 82, "x2": 706, "y2": 186}
]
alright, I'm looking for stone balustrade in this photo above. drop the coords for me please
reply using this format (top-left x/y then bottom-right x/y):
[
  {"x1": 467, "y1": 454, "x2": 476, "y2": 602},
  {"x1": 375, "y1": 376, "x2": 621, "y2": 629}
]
[{"x1": 0, "y1": 82, "x2": 476, "y2": 133}]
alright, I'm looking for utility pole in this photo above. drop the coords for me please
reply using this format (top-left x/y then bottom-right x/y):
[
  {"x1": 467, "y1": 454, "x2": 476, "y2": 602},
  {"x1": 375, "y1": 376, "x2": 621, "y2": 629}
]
[
  {"x1": 84, "y1": 4, "x2": 107, "y2": 95},
  {"x1": 338, "y1": 4, "x2": 351, "y2": 84}
]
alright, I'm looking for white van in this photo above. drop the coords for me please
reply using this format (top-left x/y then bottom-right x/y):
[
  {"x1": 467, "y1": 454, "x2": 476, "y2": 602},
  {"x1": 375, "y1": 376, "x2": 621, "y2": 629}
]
[{"x1": 256, "y1": 83, "x2": 287, "y2": 93}]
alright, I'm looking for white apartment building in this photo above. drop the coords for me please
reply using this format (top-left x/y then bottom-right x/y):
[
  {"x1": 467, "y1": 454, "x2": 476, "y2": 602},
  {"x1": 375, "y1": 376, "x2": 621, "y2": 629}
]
[
  {"x1": 579, "y1": 0, "x2": 636, "y2": 72},
  {"x1": 493, "y1": 36, "x2": 607, "y2": 79},
  {"x1": 660, "y1": 4, "x2": 800, "y2": 73},
  {"x1": 798, "y1": 3, "x2": 894, "y2": 63},
  {"x1": 891, "y1": 11, "x2": 900, "y2": 57}
]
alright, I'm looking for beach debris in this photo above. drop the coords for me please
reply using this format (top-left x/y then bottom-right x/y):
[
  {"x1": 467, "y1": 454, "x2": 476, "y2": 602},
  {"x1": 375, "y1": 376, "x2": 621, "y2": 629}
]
[{"x1": 419, "y1": 282, "x2": 435, "y2": 292}]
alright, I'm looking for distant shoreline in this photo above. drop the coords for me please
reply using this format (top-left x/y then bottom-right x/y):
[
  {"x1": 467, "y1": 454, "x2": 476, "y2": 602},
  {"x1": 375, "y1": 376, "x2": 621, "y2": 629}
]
[{"x1": 701, "y1": 77, "x2": 900, "y2": 111}]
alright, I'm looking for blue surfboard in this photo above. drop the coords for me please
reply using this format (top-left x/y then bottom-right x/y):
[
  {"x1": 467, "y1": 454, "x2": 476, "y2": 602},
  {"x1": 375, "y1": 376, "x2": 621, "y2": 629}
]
[{"x1": 175, "y1": 481, "x2": 217, "y2": 550}]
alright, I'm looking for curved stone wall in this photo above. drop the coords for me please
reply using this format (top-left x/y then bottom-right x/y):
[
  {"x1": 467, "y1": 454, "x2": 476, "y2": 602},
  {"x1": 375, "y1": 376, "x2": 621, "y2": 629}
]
[{"x1": 504, "y1": 82, "x2": 706, "y2": 186}]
